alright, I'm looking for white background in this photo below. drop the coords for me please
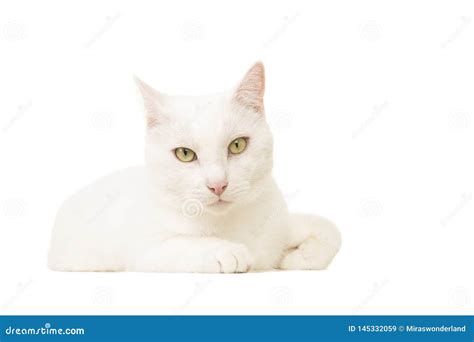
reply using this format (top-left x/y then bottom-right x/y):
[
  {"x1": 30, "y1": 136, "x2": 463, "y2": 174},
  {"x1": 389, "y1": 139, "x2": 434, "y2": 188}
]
[{"x1": 1, "y1": 0, "x2": 473, "y2": 315}]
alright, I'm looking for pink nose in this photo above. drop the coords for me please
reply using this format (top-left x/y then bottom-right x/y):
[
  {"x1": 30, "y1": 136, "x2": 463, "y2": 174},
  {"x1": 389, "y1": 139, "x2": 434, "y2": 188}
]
[{"x1": 207, "y1": 181, "x2": 228, "y2": 196}]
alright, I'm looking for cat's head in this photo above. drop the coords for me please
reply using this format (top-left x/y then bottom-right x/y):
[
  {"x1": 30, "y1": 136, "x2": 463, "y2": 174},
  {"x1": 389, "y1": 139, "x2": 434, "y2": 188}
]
[{"x1": 135, "y1": 62, "x2": 273, "y2": 216}]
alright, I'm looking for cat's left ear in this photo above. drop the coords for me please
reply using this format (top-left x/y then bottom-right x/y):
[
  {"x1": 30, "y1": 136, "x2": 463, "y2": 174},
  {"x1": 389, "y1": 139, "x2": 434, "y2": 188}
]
[
  {"x1": 134, "y1": 76, "x2": 165, "y2": 128},
  {"x1": 233, "y1": 61, "x2": 265, "y2": 113}
]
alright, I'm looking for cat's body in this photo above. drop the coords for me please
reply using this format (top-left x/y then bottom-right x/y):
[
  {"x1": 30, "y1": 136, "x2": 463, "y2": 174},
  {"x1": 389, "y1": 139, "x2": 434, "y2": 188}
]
[{"x1": 48, "y1": 62, "x2": 341, "y2": 273}]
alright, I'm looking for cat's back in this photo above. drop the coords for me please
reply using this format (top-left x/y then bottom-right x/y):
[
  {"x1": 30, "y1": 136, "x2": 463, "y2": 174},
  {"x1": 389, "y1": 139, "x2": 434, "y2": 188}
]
[
  {"x1": 57, "y1": 166, "x2": 148, "y2": 220},
  {"x1": 48, "y1": 166, "x2": 152, "y2": 271}
]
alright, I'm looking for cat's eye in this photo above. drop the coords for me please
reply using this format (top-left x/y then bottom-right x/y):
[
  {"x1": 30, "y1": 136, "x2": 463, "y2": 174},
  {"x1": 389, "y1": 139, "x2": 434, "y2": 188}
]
[
  {"x1": 228, "y1": 137, "x2": 248, "y2": 155},
  {"x1": 175, "y1": 147, "x2": 196, "y2": 162}
]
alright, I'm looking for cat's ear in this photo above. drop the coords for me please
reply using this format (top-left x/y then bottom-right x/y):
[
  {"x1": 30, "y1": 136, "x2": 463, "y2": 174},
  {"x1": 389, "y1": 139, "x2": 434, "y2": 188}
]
[
  {"x1": 233, "y1": 61, "x2": 265, "y2": 113},
  {"x1": 134, "y1": 76, "x2": 165, "y2": 128}
]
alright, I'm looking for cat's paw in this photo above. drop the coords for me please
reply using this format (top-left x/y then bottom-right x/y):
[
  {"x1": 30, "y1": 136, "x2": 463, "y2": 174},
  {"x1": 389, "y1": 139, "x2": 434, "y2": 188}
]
[
  {"x1": 280, "y1": 224, "x2": 341, "y2": 270},
  {"x1": 208, "y1": 242, "x2": 253, "y2": 273}
]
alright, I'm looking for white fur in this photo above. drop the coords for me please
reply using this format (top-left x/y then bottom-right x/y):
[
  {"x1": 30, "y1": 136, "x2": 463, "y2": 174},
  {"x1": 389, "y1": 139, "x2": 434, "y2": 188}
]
[{"x1": 48, "y1": 62, "x2": 341, "y2": 273}]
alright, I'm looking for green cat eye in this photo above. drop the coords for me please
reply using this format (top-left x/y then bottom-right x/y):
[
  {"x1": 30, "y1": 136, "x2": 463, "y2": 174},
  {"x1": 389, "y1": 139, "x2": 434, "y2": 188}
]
[
  {"x1": 228, "y1": 137, "x2": 248, "y2": 154},
  {"x1": 175, "y1": 147, "x2": 196, "y2": 162}
]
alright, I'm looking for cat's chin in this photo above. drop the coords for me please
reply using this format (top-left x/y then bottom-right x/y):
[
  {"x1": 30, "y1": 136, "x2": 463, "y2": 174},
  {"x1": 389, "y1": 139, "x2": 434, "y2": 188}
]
[{"x1": 205, "y1": 199, "x2": 233, "y2": 216}]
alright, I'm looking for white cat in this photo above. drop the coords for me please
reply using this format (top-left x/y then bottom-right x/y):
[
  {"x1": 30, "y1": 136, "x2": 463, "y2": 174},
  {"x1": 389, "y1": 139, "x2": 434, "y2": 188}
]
[{"x1": 48, "y1": 62, "x2": 341, "y2": 273}]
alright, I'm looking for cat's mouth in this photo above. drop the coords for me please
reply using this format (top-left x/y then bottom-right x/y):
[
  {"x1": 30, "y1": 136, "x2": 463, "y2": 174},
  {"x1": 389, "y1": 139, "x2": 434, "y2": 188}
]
[{"x1": 209, "y1": 199, "x2": 231, "y2": 207}]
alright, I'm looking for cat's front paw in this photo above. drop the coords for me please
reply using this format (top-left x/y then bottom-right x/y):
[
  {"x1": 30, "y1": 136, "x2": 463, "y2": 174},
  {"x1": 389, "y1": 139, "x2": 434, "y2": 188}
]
[
  {"x1": 210, "y1": 242, "x2": 253, "y2": 273},
  {"x1": 280, "y1": 224, "x2": 341, "y2": 270}
]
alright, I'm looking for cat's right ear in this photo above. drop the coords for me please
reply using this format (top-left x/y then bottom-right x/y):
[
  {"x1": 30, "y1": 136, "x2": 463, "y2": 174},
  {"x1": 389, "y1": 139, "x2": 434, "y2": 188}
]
[
  {"x1": 233, "y1": 62, "x2": 265, "y2": 113},
  {"x1": 134, "y1": 76, "x2": 165, "y2": 128}
]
